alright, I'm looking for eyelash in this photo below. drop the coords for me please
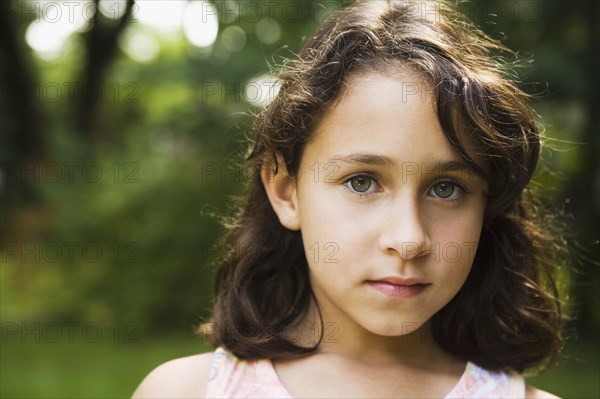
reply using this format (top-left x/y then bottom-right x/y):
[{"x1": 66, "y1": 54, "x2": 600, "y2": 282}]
[
  {"x1": 342, "y1": 173, "x2": 380, "y2": 198},
  {"x1": 342, "y1": 174, "x2": 467, "y2": 201},
  {"x1": 428, "y1": 179, "x2": 467, "y2": 203}
]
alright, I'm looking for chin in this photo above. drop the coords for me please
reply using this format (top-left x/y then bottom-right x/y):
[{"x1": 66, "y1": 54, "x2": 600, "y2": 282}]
[{"x1": 364, "y1": 319, "x2": 428, "y2": 338}]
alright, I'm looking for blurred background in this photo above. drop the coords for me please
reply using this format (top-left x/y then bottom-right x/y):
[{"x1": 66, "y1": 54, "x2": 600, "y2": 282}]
[{"x1": 0, "y1": 0, "x2": 597, "y2": 397}]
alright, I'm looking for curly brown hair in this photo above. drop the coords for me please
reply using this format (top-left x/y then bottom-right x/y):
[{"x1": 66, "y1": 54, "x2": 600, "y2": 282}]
[{"x1": 206, "y1": 0, "x2": 566, "y2": 374}]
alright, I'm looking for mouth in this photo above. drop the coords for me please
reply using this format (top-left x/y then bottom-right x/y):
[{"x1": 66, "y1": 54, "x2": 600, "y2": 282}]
[{"x1": 365, "y1": 278, "x2": 430, "y2": 298}]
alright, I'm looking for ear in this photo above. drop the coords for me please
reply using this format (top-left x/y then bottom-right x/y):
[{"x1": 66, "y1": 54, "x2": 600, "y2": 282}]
[{"x1": 261, "y1": 153, "x2": 300, "y2": 231}]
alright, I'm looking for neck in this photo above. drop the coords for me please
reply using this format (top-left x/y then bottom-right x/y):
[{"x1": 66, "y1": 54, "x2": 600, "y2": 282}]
[{"x1": 295, "y1": 299, "x2": 454, "y2": 368}]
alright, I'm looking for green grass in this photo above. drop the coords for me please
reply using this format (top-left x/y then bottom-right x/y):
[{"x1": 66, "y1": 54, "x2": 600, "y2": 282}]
[
  {"x1": 1, "y1": 333, "x2": 211, "y2": 399},
  {"x1": 1, "y1": 334, "x2": 598, "y2": 398}
]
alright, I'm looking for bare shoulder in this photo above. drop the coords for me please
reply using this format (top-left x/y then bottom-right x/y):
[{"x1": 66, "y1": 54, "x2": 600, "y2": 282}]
[
  {"x1": 526, "y1": 385, "x2": 561, "y2": 399},
  {"x1": 132, "y1": 351, "x2": 214, "y2": 399}
]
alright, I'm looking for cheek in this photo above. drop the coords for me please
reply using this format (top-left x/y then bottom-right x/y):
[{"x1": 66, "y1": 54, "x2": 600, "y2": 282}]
[
  {"x1": 298, "y1": 194, "x2": 377, "y2": 271},
  {"x1": 428, "y1": 209, "x2": 484, "y2": 278},
  {"x1": 429, "y1": 201, "x2": 485, "y2": 243},
  {"x1": 298, "y1": 185, "x2": 363, "y2": 240},
  {"x1": 300, "y1": 215, "x2": 367, "y2": 268}
]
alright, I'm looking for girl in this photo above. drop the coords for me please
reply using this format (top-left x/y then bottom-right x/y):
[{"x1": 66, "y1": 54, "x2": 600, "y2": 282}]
[{"x1": 134, "y1": 1, "x2": 565, "y2": 397}]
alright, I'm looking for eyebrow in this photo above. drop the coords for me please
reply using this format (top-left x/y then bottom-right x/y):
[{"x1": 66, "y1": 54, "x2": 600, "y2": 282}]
[
  {"x1": 328, "y1": 153, "x2": 397, "y2": 167},
  {"x1": 328, "y1": 153, "x2": 476, "y2": 172},
  {"x1": 329, "y1": 153, "x2": 487, "y2": 180}
]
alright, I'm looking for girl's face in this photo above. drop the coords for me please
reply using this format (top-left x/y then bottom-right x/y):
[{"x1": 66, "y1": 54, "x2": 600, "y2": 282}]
[
  {"x1": 289, "y1": 71, "x2": 488, "y2": 338},
  {"x1": 265, "y1": 70, "x2": 488, "y2": 340}
]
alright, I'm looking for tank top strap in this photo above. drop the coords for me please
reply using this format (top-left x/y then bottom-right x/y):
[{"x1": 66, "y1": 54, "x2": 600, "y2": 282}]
[
  {"x1": 444, "y1": 361, "x2": 526, "y2": 398},
  {"x1": 205, "y1": 347, "x2": 293, "y2": 398}
]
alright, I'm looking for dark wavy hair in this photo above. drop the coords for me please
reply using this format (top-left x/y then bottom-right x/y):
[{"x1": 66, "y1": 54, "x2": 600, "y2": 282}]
[{"x1": 206, "y1": 0, "x2": 566, "y2": 374}]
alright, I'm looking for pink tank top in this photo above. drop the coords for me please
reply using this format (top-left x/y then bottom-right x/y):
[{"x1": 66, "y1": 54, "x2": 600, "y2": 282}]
[{"x1": 205, "y1": 347, "x2": 525, "y2": 398}]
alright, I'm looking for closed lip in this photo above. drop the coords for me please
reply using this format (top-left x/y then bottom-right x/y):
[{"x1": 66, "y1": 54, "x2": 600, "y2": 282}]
[{"x1": 365, "y1": 277, "x2": 429, "y2": 286}]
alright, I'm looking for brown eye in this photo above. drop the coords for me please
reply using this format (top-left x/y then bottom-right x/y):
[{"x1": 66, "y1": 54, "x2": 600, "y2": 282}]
[{"x1": 350, "y1": 176, "x2": 372, "y2": 193}]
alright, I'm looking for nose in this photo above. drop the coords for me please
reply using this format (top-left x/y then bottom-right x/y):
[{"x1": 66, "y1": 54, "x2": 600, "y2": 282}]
[{"x1": 378, "y1": 197, "x2": 432, "y2": 262}]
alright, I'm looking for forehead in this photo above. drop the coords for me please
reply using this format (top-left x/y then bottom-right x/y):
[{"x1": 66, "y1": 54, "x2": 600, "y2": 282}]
[{"x1": 305, "y1": 71, "x2": 459, "y2": 165}]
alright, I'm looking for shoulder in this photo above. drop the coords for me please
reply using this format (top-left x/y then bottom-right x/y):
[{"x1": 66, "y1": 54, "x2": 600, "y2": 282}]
[
  {"x1": 526, "y1": 385, "x2": 560, "y2": 399},
  {"x1": 132, "y1": 351, "x2": 215, "y2": 399}
]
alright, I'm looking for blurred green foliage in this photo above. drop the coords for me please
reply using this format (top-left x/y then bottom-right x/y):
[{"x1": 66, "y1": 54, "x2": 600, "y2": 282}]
[
  {"x1": 1, "y1": 0, "x2": 598, "y2": 397},
  {"x1": 1, "y1": 0, "x2": 325, "y2": 334}
]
